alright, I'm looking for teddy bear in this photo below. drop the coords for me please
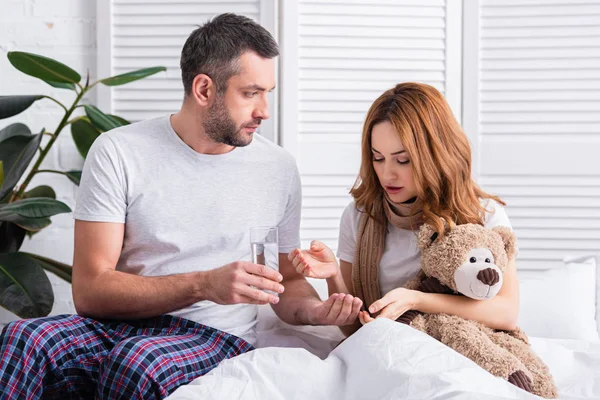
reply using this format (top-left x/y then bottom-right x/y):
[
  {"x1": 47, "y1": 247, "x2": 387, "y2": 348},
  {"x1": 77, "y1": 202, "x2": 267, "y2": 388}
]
[{"x1": 397, "y1": 223, "x2": 558, "y2": 398}]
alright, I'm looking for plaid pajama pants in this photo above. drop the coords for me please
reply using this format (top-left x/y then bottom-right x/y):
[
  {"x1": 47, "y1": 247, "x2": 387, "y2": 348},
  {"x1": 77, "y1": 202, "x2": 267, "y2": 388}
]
[{"x1": 0, "y1": 314, "x2": 253, "y2": 400}]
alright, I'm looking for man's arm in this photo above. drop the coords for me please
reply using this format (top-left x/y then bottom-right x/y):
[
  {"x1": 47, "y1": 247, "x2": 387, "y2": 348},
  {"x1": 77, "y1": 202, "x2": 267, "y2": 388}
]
[
  {"x1": 271, "y1": 253, "x2": 362, "y2": 326},
  {"x1": 332, "y1": 260, "x2": 363, "y2": 337},
  {"x1": 269, "y1": 253, "x2": 321, "y2": 325},
  {"x1": 72, "y1": 220, "x2": 284, "y2": 320}
]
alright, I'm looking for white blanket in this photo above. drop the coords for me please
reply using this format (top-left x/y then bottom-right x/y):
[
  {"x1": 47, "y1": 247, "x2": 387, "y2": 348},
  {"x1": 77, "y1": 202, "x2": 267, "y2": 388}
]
[{"x1": 167, "y1": 317, "x2": 600, "y2": 400}]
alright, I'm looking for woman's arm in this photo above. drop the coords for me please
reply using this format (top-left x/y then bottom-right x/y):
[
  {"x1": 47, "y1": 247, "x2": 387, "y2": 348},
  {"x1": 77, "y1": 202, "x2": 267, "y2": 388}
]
[
  {"x1": 417, "y1": 258, "x2": 519, "y2": 330},
  {"x1": 369, "y1": 259, "x2": 520, "y2": 331}
]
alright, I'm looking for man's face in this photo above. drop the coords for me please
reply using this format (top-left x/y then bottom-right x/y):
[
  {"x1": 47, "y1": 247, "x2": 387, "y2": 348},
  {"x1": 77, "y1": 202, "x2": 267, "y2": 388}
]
[{"x1": 203, "y1": 51, "x2": 275, "y2": 147}]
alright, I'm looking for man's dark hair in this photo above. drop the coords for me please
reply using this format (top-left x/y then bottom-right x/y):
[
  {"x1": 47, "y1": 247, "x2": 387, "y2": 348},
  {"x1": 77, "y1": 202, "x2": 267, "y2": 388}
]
[{"x1": 180, "y1": 13, "x2": 279, "y2": 96}]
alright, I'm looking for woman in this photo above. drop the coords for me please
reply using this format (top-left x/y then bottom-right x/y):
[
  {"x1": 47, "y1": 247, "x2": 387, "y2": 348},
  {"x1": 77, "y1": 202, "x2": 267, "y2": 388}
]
[{"x1": 288, "y1": 82, "x2": 519, "y2": 337}]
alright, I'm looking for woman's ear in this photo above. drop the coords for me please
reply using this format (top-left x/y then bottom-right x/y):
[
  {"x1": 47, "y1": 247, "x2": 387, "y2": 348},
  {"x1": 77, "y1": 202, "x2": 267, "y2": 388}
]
[
  {"x1": 417, "y1": 223, "x2": 438, "y2": 250},
  {"x1": 492, "y1": 226, "x2": 518, "y2": 260}
]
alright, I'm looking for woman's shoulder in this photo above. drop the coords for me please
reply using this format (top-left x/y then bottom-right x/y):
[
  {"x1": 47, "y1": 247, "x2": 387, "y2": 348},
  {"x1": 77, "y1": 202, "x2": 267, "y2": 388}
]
[
  {"x1": 340, "y1": 199, "x2": 366, "y2": 228},
  {"x1": 480, "y1": 198, "x2": 512, "y2": 229},
  {"x1": 341, "y1": 199, "x2": 360, "y2": 220}
]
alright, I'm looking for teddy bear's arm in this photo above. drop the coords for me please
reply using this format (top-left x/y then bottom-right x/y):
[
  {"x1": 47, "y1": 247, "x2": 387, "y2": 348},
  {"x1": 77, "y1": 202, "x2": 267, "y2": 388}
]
[
  {"x1": 403, "y1": 270, "x2": 426, "y2": 290},
  {"x1": 419, "y1": 276, "x2": 455, "y2": 294},
  {"x1": 403, "y1": 271, "x2": 454, "y2": 294}
]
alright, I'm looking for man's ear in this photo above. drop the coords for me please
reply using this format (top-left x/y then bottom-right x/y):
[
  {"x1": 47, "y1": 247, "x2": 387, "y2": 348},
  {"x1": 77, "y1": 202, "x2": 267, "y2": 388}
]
[
  {"x1": 192, "y1": 74, "x2": 215, "y2": 106},
  {"x1": 417, "y1": 223, "x2": 438, "y2": 250},
  {"x1": 492, "y1": 226, "x2": 518, "y2": 260}
]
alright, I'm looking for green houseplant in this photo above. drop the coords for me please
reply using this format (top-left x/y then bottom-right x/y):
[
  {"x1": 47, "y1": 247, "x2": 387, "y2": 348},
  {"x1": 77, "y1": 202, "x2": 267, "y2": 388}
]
[{"x1": 0, "y1": 51, "x2": 165, "y2": 319}]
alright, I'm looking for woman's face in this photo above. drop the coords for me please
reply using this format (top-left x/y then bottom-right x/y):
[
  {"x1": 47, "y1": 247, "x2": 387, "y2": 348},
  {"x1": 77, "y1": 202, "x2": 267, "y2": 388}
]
[{"x1": 370, "y1": 121, "x2": 418, "y2": 203}]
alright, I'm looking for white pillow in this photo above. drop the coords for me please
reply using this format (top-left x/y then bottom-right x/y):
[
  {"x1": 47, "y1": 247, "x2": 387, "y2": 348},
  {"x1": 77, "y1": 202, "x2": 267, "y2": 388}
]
[{"x1": 517, "y1": 256, "x2": 598, "y2": 341}]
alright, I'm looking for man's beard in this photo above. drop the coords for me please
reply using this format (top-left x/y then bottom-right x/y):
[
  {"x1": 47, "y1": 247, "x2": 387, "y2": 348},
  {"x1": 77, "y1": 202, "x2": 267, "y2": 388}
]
[{"x1": 203, "y1": 97, "x2": 259, "y2": 147}]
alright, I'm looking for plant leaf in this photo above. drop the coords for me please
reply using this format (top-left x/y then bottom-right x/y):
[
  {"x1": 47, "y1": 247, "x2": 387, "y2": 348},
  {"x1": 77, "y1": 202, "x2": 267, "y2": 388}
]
[
  {"x1": 84, "y1": 105, "x2": 121, "y2": 132},
  {"x1": 45, "y1": 80, "x2": 76, "y2": 91},
  {"x1": 66, "y1": 170, "x2": 82, "y2": 186},
  {"x1": 0, "y1": 95, "x2": 42, "y2": 119},
  {"x1": 11, "y1": 217, "x2": 52, "y2": 232},
  {"x1": 0, "y1": 198, "x2": 68, "y2": 231},
  {"x1": 23, "y1": 253, "x2": 72, "y2": 283},
  {"x1": 0, "y1": 198, "x2": 64, "y2": 232},
  {"x1": 0, "y1": 123, "x2": 31, "y2": 143},
  {"x1": 100, "y1": 66, "x2": 166, "y2": 86},
  {"x1": 8, "y1": 51, "x2": 81, "y2": 84},
  {"x1": 0, "y1": 197, "x2": 71, "y2": 219},
  {"x1": 71, "y1": 119, "x2": 100, "y2": 159},
  {"x1": 108, "y1": 114, "x2": 131, "y2": 126},
  {"x1": 23, "y1": 185, "x2": 56, "y2": 200},
  {"x1": 0, "y1": 252, "x2": 54, "y2": 318},
  {"x1": 0, "y1": 131, "x2": 44, "y2": 200},
  {"x1": 0, "y1": 222, "x2": 26, "y2": 252}
]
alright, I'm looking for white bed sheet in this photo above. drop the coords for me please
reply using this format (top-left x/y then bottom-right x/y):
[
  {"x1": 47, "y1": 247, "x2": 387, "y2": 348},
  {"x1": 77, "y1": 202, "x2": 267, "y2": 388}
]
[{"x1": 167, "y1": 306, "x2": 600, "y2": 400}]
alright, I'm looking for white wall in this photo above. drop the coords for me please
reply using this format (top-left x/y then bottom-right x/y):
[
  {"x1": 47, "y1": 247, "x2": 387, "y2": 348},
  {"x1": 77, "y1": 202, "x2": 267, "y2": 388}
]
[
  {"x1": 464, "y1": 0, "x2": 600, "y2": 268},
  {"x1": 0, "y1": 0, "x2": 97, "y2": 317}
]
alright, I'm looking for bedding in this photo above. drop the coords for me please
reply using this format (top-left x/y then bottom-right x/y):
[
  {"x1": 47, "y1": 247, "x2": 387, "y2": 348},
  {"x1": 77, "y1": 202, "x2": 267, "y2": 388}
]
[{"x1": 167, "y1": 307, "x2": 600, "y2": 400}]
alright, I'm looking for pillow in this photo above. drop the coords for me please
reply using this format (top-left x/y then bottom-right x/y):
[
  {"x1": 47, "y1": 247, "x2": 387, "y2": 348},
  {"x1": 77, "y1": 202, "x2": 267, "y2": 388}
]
[{"x1": 517, "y1": 256, "x2": 598, "y2": 341}]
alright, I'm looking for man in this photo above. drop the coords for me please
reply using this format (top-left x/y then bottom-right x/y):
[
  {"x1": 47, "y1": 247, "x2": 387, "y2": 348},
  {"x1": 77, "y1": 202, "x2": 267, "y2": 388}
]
[{"x1": 0, "y1": 13, "x2": 362, "y2": 400}]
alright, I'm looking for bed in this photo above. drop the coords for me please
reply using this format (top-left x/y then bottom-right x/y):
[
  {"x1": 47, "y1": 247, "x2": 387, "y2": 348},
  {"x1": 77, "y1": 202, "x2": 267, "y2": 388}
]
[{"x1": 167, "y1": 256, "x2": 600, "y2": 400}]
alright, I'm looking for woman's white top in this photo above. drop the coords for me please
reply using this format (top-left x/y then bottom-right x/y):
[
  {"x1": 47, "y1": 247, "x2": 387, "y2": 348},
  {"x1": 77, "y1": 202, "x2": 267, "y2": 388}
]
[{"x1": 336, "y1": 199, "x2": 514, "y2": 295}]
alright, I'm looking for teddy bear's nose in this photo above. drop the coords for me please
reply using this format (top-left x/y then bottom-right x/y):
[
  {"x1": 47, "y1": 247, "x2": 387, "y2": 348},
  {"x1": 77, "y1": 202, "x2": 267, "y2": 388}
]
[{"x1": 477, "y1": 268, "x2": 500, "y2": 286}]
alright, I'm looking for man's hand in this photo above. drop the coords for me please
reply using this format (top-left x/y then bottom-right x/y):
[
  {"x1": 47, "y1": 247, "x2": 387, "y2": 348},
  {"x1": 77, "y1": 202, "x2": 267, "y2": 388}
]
[
  {"x1": 204, "y1": 261, "x2": 285, "y2": 305},
  {"x1": 305, "y1": 293, "x2": 362, "y2": 326},
  {"x1": 287, "y1": 240, "x2": 339, "y2": 279}
]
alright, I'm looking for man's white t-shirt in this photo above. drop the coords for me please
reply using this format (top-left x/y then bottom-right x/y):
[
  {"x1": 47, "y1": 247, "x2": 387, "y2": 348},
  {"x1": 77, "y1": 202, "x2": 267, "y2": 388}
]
[
  {"x1": 336, "y1": 199, "x2": 514, "y2": 296},
  {"x1": 74, "y1": 116, "x2": 302, "y2": 344}
]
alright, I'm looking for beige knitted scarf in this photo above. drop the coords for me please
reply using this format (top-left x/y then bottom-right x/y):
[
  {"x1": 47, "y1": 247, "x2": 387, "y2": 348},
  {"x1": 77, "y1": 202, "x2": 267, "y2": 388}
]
[{"x1": 352, "y1": 193, "x2": 424, "y2": 310}]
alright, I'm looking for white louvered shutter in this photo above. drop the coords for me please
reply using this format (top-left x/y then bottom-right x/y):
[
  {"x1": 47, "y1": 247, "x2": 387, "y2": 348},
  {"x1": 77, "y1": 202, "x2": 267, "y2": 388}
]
[
  {"x1": 281, "y1": 0, "x2": 463, "y2": 251},
  {"x1": 97, "y1": 0, "x2": 278, "y2": 141},
  {"x1": 469, "y1": 0, "x2": 600, "y2": 268}
]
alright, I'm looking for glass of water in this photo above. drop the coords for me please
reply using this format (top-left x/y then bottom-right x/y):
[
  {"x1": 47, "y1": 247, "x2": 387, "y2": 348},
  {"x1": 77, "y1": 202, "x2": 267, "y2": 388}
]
[{"x1": 250, "y1": 226, "x2": 279, "y2": 295}]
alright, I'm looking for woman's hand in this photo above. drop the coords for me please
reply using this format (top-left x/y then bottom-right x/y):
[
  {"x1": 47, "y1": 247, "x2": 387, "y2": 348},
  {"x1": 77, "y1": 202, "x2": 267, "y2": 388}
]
[
  {"x1": 287, "y1": 240, "x2": 339, "y2": 279},
  {"x1": 358, "y1": 310, "x2": 375, "y2": 325},
  {"x1": 360, "y1": 288, "x2": 422, "y2": 324}
]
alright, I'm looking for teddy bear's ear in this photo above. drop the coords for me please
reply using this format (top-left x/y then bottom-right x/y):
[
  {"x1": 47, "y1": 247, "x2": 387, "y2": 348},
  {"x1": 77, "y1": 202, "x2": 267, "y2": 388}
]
[
  {"x1": 492, "y1": 226, "x2": 517, "y2": 260},
  {"x1": 417, "y1": 223, "x2": 438, "y2": 250}
]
